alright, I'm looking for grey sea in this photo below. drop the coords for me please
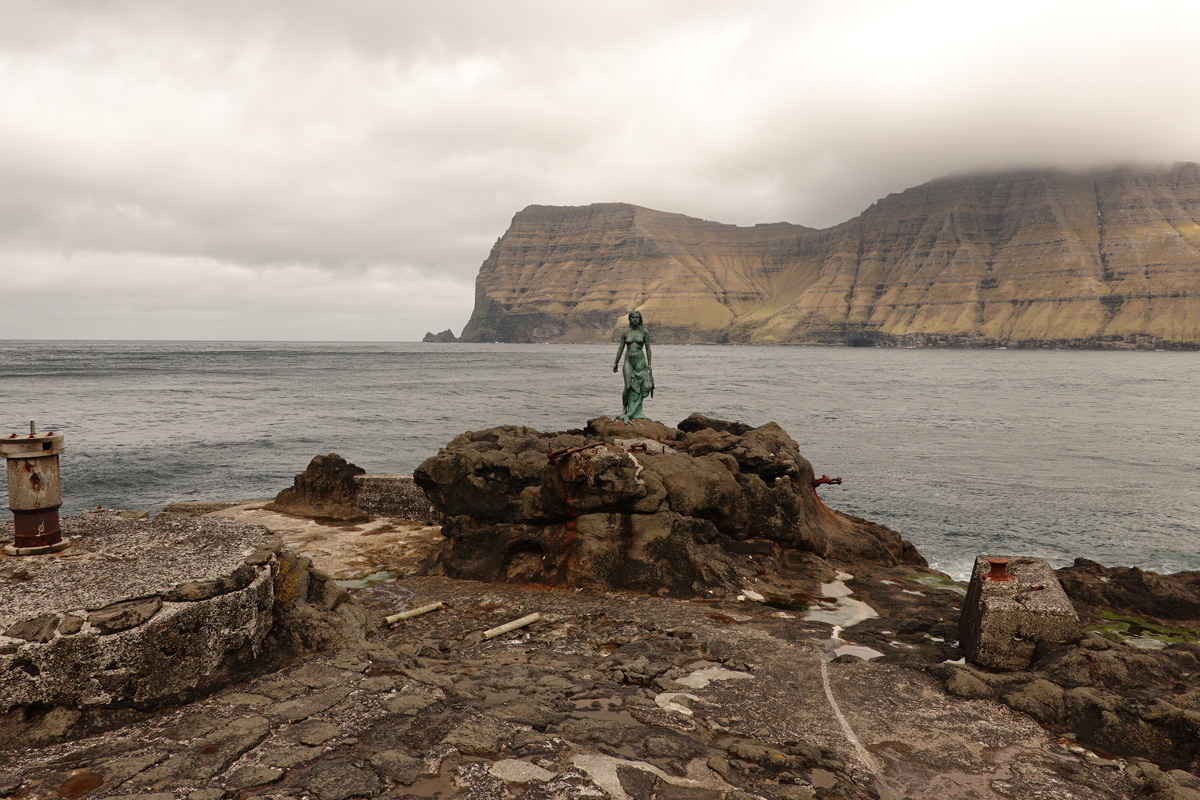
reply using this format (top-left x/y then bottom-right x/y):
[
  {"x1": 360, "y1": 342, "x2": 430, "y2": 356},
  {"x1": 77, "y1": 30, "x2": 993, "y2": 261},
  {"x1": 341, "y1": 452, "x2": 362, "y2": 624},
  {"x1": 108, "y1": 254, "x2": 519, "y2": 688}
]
[{"x1": 2, "y1": 340, "x2": 1197, "y2": 581}]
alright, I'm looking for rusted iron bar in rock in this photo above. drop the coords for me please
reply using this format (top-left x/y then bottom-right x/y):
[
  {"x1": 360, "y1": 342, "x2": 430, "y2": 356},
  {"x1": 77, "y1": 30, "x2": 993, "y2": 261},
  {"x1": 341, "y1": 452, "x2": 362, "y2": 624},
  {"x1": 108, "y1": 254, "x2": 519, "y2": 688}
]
[
  {"x1": 482, "y1": 612, "x2": 541, "y2": 640},
  {"x1": 384, "y1": 601, "x2": 445, "y2": 625},
  {"x1": 547, "y1": 442, "x2": 603, "y2": 461},
  {"x1": 3, "y1": 420, "x2": 68, "y2": 556}
]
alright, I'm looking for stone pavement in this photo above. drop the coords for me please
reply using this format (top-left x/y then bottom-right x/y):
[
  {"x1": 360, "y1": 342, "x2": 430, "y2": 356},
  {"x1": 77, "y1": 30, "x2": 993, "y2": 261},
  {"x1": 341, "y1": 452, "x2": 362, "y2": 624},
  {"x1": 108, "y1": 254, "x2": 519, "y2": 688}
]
[{"x1": 0, "y1": 574, "x2": 1161, "y2": 800}]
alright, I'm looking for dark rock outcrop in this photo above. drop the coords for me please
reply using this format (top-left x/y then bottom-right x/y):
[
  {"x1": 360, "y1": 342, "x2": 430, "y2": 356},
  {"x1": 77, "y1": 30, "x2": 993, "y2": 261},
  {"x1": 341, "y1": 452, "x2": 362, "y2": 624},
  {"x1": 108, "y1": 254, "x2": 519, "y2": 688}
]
[
  {"x1": 266, "y1": 454, "x2": 367, "y2": 522},
  {"x1": 933, "y1": 634, "x2": 1200, "y2": 775},
  {"x1": 460, "y1": 165, "x2": 1200, "y2": 348},
  {"x1": 1057, "y1": 558, "x2": 1200, "y2": 625},
  {"x1": 413, "y1": 415, "x2": 924, "y2": 597},
  {"x1": 676, "y1": 413, "x2": 753, "y2": 436},
  {"x1": 422, "y1": 329, "x2": 458, "y2": 343}
]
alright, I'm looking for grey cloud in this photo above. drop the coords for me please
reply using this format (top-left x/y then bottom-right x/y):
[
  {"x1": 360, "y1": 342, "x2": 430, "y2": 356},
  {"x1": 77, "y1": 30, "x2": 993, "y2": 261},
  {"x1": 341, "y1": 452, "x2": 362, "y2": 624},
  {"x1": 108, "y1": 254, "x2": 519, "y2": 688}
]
[{"x1": 2, "y1": 1, "x2": 1200, "y2": 340}]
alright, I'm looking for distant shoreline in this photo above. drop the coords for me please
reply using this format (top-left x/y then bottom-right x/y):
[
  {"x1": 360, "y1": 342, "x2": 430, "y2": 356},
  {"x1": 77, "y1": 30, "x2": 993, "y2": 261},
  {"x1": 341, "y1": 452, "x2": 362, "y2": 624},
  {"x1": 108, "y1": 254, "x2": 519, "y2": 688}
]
[
  {"x1": 3, "y1": 337, "x2": 1196, "y2": 349},
  {"x1": 428, "y1": 337, "x2": 1200, "y2": 351}
]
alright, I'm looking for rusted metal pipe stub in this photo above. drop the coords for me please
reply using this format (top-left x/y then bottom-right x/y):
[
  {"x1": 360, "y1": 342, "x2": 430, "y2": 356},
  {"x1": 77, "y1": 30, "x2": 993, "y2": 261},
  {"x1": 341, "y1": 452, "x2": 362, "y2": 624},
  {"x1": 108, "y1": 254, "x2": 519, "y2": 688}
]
[
  {"x1": 12, "y1": 508, "x2": 62, "y2": 549},
  {"x1": 2, "y1": 426, "x2": 67, "y2": 555}
]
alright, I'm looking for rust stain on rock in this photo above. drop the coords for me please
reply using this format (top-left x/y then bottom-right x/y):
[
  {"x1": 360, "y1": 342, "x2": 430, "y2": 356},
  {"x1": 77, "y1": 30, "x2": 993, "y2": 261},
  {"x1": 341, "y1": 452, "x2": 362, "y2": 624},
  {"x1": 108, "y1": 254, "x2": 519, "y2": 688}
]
[{"x1": 56, "y1": 770, "x2": 104, "y2": 799}]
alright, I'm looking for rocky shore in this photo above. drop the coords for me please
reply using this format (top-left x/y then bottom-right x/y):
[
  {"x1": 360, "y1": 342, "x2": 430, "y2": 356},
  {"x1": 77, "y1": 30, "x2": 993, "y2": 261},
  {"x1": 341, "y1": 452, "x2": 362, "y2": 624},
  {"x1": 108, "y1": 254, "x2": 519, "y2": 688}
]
[{"x1": 1, "y1": 416, "x2": 1197, "y2": 800}]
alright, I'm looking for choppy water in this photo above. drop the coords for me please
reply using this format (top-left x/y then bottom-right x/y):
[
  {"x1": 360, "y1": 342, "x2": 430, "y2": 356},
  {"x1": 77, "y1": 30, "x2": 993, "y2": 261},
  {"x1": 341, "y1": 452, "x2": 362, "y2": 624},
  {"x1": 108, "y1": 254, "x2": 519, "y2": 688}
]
[{"x1": 1, "y1": 340, "x2": 1197, "y2": 580}]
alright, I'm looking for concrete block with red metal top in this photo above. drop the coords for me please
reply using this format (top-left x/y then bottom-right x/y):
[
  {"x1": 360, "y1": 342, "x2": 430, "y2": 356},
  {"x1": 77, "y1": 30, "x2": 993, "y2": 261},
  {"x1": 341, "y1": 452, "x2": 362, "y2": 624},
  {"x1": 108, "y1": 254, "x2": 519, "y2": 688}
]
[
  {"x1": 959, "y1": 555, "x2": 1082, "y2": 670},
  {"x1": 3, "y1": 421, "x2": 68, "y2": 556}
]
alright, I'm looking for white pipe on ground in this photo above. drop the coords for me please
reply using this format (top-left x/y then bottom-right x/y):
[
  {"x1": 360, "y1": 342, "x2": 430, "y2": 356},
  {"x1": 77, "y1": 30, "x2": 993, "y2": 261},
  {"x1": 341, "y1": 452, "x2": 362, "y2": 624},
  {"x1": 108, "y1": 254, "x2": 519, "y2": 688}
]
[
  {"x1": 482, "y1": 612, "x2": 541, "y2": 640},
  {"x1": 384, "y1": 601, "x2": 445, "y2": 625}
]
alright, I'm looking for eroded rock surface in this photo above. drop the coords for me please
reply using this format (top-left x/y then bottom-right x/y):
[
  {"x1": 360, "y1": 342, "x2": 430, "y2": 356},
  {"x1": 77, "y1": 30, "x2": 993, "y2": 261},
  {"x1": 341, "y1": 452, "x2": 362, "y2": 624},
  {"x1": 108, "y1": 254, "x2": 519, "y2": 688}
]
[
  {"x1": 0, "y1": 576, "x2": 1155, "y2": 800},
  {"x1": 1057, "y1": 558, "x2": 1200, "y2": 625},
  {"x1": 353, "y1": 474, "x2": 437, "y2": 523},
  {"x1": 414, "y1": 415, "x2": 924, "y2": 597},
  {"x1": 933, "y1": 635, "x2": 1200, "y2": 777}
]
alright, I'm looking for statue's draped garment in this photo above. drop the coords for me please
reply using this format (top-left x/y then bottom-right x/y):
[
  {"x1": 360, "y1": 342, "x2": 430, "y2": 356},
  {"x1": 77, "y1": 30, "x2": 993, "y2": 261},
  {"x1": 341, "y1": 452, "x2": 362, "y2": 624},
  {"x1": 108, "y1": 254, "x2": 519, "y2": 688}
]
[{"x1": 618, "y1": 328, "x2": 653, "y2": 421}]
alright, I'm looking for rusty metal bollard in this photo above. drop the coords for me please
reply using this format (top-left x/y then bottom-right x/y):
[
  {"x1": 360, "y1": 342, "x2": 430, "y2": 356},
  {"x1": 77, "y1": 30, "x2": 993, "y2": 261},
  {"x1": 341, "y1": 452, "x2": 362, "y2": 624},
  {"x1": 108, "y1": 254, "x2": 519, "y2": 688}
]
[
  {"x1": 982, "y1": 557, "x2": 1016, "y2": 582},
  {"x1": 3, "y1": 420, "x2": 68, "y2": 556}
]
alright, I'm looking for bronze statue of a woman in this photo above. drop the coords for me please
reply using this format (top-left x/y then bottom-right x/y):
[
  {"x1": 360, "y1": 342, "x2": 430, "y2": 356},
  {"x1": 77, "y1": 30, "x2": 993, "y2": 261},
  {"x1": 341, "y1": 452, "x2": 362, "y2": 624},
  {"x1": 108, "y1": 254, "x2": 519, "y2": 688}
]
[{"x1": 612, "y1": 310, "x2": 654, "y2": 422}]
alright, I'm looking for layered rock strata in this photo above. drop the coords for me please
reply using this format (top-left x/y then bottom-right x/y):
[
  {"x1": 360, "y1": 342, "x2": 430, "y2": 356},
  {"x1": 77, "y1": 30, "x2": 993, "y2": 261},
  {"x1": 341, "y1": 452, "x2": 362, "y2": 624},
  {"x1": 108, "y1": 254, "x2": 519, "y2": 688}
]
[
  {"x1": 5, "y1": 573, "x2": 1167, "y2": 800},
  {"x1": 933, "y1": 633, "x2": 1200, "y2": 776},
  {"x1": 413, "y1": 415, "x2": 924, "y2": 596},
  {"x1": 459, "y1": 164, "x2": 1200, "y2": 348},
  {"x1": 2, "y1": 480, "x2": 1197, "y2": 794}
]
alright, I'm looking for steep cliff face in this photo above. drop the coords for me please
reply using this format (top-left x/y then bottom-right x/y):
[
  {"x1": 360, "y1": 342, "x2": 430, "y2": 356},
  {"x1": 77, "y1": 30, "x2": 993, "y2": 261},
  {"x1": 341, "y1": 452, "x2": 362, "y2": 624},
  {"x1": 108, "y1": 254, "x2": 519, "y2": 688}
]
[{"x1": 459, "y1": 165, "x2": 1200, "y2": 347}]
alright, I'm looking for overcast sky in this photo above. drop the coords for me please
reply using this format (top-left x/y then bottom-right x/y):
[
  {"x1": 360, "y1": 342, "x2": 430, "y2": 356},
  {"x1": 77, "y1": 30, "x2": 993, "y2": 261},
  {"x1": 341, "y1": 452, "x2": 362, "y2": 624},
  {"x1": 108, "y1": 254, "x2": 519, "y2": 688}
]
[{"x1": 3, "y1": 1, "x2": 1199, "y2": 341}]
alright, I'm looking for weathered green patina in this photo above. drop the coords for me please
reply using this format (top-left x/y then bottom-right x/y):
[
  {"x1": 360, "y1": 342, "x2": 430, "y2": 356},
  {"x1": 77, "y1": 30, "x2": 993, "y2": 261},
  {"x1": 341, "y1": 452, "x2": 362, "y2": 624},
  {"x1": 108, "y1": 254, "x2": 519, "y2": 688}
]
[{"x1": 612, "y1": 310, "x2": 654, "y2": 422}]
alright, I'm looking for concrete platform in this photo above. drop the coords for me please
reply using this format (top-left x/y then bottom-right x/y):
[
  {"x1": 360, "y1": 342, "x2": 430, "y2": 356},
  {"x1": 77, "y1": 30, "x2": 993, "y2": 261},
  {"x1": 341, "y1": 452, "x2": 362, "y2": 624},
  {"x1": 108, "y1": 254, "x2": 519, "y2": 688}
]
[{"x1": 0, "y1": 511, "x2": 279, "y2": 715}]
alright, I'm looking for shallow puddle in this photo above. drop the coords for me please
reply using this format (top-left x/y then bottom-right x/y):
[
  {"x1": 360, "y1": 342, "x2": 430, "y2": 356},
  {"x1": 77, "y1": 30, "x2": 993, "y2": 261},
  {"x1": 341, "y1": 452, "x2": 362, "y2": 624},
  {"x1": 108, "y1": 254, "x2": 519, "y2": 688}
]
[
  {"x1": 572, "y1": 694, "x2": 622, "y2": 709},
  {"x1": 570, "y1": 695, "x2": 636, "y2": 724},
  {"x1": 403, "y1": 755, "x2": 463, "y2": 798},
  {"x1": 654, "y1": 664, "x2": 753, "y2": 716},
  {"x1": 571, "y1": 754, "x2": 728, "y2": 800},
  {"x1": 832, "y1": 643, "x2": 884, "y2": 660},
  {"x1": 810, "y1": 768, "x2": 838, "y2": 788},
  {"x1": 1123, "y1": 635, "x2": 1168, "y2": 650},
  {"x1": 802, "y1": 571, "x2": 879, "y2": 628},
  {"x1": 335, "y1": 570, "x2": 395, "y2": 589}
]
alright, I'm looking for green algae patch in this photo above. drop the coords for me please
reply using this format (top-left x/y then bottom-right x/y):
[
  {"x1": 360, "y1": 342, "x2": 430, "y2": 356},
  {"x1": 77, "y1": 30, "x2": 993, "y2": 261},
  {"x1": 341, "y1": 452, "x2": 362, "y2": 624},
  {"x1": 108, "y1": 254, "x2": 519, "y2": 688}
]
[
  {"x1": 1089, "y1": 611, "x2": 1199, "y2": 646},
  {"x1": 762, "y1": 594, "x2": 810, "y2": 613}
]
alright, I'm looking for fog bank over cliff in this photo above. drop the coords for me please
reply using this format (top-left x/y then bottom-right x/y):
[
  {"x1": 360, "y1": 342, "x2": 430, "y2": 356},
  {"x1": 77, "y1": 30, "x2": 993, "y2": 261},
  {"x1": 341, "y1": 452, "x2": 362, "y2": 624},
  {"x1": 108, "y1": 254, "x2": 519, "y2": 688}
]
[{"x1": 459, "y1": 165, "x2": 1200, "y2": 349}]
